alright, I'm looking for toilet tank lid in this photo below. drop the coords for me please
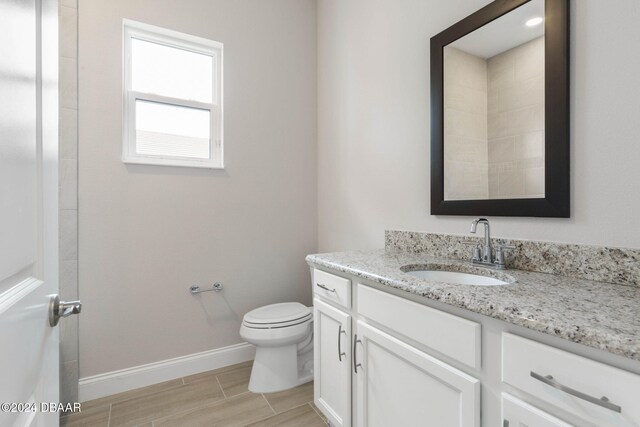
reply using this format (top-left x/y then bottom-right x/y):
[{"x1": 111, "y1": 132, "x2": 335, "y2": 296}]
[{"x1": 244, "y1": 302, "x2": 311, "y2": 325}]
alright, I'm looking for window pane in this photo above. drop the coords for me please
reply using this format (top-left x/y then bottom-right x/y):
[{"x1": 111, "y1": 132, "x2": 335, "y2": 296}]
[
  {"x1": 135, "y1": 100, "x2": 210, "y2": 159},
  {"x1": 131, "y1": 38, "x2": 214, "y2": 103}
]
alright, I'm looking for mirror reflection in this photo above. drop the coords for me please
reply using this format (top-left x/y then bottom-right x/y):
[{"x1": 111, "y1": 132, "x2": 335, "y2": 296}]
[{"x1": 444, "y1": 0, "x2": 545, "y2": 201}]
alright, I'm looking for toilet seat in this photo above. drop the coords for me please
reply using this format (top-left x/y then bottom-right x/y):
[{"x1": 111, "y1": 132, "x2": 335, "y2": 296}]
[{"x1": 243, "y1": 302, "x2": 312, "y2": 329}]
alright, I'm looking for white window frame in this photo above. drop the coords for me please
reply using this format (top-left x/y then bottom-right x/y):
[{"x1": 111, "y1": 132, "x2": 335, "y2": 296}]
[{"x1": 122, "y1": 20, "x2": 224, "y2": 168}]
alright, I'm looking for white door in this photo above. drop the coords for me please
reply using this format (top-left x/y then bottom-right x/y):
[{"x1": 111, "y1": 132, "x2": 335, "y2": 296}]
[
  {"x1": 502, "y1": 394, "x2": 573, "y2": 427},
  {"x1": 0, "y1": 0, "x2": 62, "y2": 426},
  {"x1": 313, "y1": 298, "x2": 352, "y2": 427},
  {"x1": 355, "y1": 321, "x2": 480, "y2": 427}
]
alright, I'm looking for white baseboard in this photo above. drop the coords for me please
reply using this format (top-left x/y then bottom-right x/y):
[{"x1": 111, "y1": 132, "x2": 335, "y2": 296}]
[{"x1": 78, "y1": 342, "x2": 255, "y2": 402}]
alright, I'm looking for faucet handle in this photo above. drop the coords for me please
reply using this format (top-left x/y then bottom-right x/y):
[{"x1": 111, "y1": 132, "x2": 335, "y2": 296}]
[
  {"x1": 495, "y1": 244, "x2": 516, "y2": 267},
  {"x1": 462, "y1": 241, "x2": 482, "y2": 262}
]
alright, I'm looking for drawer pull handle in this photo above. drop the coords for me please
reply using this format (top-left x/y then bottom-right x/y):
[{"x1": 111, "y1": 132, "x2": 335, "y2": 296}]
[
  {"x1": 530, "y1": 371, "x2": 622, "y2": 413},
  {"x1": 338, "y1": 325, "x2": 347, "y2": 361},
  {"x1": 316, "y1": 283, "x2": 336, "y2": 293},
  {"x1": 353, "y1": 334, "x2": 362, "y2": 374}
]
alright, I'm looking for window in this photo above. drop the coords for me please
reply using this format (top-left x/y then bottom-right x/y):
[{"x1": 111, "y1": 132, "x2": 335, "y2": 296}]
[{"x1": 123, "y1": 20, "x2": 223, "y2": 168}]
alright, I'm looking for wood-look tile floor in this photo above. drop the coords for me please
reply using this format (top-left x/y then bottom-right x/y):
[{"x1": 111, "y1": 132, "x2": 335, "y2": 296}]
[{"x1": 61, "y1": 361, "x2": 328, "y2": 427}]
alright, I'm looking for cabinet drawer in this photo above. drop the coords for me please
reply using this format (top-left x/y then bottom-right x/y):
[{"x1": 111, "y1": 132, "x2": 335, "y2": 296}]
[
  {"x1": 357, "y1": 284, "x2": 481, "y2": 370},
  {"x1": 502, "y1": 333, "x2": 640, "y2": 426},
  {"x1": 502, "y1": 393, "x2": 572, "y2": 427},
  {"x1": 313, "y1": 269, "x2": 351, "y2": 309}
]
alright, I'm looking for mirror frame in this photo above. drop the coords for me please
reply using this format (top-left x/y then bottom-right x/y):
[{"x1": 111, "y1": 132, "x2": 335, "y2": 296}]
[{"x1": 430, "y1": 0, "x2": 570, "y2": 217}]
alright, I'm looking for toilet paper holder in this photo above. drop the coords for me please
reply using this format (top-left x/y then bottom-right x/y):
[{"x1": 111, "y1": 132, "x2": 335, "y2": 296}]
[{"x1": 189, "y1": 283, "x2": 223, "y2": 295}]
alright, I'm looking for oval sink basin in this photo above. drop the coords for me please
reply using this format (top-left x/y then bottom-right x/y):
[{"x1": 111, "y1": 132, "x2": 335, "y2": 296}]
[{"x1": 405, "y1": 270, "x2": 509, "y2": 286}]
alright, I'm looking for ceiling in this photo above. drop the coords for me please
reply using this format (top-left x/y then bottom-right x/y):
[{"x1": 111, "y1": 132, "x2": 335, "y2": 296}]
[{"x1": 448, "y1": 0, "x2": 545, "y2": 59}]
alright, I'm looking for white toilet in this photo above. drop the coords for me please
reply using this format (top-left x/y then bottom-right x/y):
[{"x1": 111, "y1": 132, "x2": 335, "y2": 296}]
[{"x1": 240, "y1": 302, "x2": 314, "y2": 393}]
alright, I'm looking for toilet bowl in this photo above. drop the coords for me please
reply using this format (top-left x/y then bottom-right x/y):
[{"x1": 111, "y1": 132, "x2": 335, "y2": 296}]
[{"x1": 240, "y1": 302, "x2": 314, "y2": 393}]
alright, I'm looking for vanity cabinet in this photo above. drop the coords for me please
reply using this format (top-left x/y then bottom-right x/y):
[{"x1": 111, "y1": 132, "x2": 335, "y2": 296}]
[
  {"x1": 312, "y1": 268, "x2": 480, "y2": 427},
  {"x1": 311, "y1": 267, "x2": 640, "y2": 426}
]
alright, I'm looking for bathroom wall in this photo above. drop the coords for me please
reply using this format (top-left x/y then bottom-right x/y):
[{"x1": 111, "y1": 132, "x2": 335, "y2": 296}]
[
  {"x1": 78, "y1": 0, "x2": 317, "y2": 378},
  {"x1": 317, "y1": 0, "x2": 640, "y2": 251},
  {"x1": 487, "y1": 36, "x2": 545, "y2": 199},
  {"x1": 443, "y1": 47, "x2": 489, "y2": 200}
]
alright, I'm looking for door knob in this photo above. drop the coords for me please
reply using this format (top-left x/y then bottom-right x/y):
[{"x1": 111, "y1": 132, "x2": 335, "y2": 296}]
[{"x1": 49, "y1": 295, "x2": 82, "y2": 327}]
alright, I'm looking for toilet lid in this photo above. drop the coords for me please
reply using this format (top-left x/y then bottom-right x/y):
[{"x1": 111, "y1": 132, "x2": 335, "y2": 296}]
[{"x1": 243, "y1": 302, "x2": 311, "y2": 326}]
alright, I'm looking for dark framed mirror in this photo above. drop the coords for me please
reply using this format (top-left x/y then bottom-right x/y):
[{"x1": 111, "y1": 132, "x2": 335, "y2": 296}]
[{"x1": 430, "y1": 0, "x2": 569, "y2": 217}]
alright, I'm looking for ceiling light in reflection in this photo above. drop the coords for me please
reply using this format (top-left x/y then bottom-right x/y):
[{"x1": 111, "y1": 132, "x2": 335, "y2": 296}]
[{"x1": 526, "y1": 17, "x2": 544, "y2": 27}]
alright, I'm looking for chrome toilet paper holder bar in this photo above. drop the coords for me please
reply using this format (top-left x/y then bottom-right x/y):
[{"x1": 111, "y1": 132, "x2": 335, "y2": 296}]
[{"x1": 189, "y1": 283, "x2": 223, "y2": 295}]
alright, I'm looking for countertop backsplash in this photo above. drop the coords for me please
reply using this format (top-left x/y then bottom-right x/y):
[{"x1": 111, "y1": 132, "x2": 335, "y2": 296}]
[{"x1": 385, "y1": 230, "x2": 640, "y2": 287}]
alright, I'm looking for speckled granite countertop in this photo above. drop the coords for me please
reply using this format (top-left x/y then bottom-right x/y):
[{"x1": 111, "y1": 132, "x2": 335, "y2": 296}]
[{"x1": 306, "y1": 249, "x2": 640, "y2": 362}]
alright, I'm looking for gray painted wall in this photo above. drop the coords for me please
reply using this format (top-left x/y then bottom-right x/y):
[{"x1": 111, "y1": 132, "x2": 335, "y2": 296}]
[
  {"x1": 78, "y1": 0, "x2": 317, "y2": 377},
  {"x1": 317, "y1": 0, "x2": 640, "y2": 251}
]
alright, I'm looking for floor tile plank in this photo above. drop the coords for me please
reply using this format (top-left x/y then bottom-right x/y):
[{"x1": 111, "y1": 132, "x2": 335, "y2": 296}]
[
  {"x1": 80, "y1": 378, "x2": 183, "y2": 411},
  {"x1": 310, "y1": 401, "x2": 329, "y2": 422},
  {"x1": 183, "y1": 361, "x2": 253, "y2": 385},
  {"x1": 263, "y1": 382, "x2": 314, "y2": 414},
  {"x1": 245, "y1": 403, "x2": 327, "y2": 427},
  {"x1": 217, "y1": 365, "x2": 252, "y2": 397},
  {"x1": 59, "y1": 404, "x2": 110, "y2": 427},
  {"x1": 109, "y1": 377, "x2": 224, "y2": 426},
  {"x1": 153, "y1": 392, "x2": 273, "y2": 427}
]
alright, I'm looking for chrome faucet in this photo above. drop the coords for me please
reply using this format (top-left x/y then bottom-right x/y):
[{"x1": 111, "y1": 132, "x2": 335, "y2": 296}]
[
  {"x1": 465, "y1": 218, "x2": 515, "y2": 269},
  {"x1": 470, "y1": 218, "x2": 492, "y2": 263}
]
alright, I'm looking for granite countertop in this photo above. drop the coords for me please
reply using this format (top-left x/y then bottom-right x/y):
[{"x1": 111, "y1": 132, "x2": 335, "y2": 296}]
[{"x1": 306, "y1": 249, "x2": 640, "y2": 362}]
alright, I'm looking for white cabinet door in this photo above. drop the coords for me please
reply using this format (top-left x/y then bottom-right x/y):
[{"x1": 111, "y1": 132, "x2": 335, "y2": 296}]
[
  {"x1": 314, "y1": 298, "x2": 352, "y2": 427},
  {"x1": 502, "y1": 393, "x2": 573, "y2": 427},
  {"x1": 355, "y1": 321, "x2": 479, "y2": 427}
]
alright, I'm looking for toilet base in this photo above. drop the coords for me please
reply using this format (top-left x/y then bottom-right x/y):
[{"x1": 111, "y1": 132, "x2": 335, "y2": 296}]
[{"x1": 248, "y1": 344, "x2": 313, "y2": 393}]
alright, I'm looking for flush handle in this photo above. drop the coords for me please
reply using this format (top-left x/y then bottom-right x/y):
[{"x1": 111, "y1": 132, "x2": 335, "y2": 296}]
[{"x1": 49, "y1": 295, "x2": 82, "y2": 327}]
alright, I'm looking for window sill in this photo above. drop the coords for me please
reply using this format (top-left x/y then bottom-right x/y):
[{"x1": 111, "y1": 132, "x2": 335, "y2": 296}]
[{"x1": 122, "y1": 156, "x2": 224, "y2": 169}]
